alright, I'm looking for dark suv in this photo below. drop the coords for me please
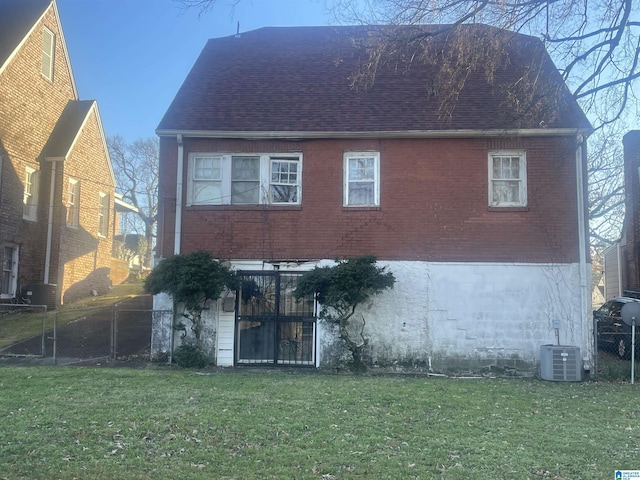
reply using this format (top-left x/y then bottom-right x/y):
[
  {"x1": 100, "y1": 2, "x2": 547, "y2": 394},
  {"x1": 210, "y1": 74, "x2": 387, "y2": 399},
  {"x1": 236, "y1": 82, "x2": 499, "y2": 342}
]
[{"x1": 594, "y1": 296, "x2": 640, "y2": 359}]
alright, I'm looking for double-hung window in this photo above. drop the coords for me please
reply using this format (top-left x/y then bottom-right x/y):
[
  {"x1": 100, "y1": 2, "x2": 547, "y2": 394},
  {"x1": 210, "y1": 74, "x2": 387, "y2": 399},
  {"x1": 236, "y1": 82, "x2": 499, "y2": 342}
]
[
  {"x1": 1, "y1": 246, "x2": 18, "y2": 298},
  {"x1": 41, "y1": 27, "x2": 55, "y2": 81},
  {"x1": 270, "y1": 157, "x2": 299, "y2": 203},
  {"x1": 187, "y1": 153, "x2": 302, "y2": 206},
  {"x1": 98, "y1": 192, "x2": 109, "y2": 237},
  {"x1": 488, "y1": 151, "x2": 527, "y2": 207},
  {"x1": 191, "y1": 155, "x2": 223, "y2": 205},
  {"x1": 23, "y1": 167, "x2": 39, "y2": 221},
  {"x1": 344, "y1": 152, "x2": 380, "y2": 207},
  {"x1": 67, "y1": 178, "x2": 80, "y2": 226},
  {"x1": 231, "y1": 156, "x2": 260, "y2": 204}
]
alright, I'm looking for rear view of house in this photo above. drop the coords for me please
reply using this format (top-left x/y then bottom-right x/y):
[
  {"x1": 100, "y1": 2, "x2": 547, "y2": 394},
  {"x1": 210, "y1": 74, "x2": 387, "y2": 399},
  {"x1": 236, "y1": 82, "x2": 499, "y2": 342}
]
[
  {"x1": 0, "y1": 0, "x2": 129, "y2": 306},
  {"x1": 154, "y1": 25, "x2": 592, "y2": 373}
]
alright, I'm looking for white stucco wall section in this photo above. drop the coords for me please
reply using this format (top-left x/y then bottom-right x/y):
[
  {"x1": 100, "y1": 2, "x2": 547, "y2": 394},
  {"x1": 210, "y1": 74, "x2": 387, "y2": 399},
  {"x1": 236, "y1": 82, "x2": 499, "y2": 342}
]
[
  {"x1": 151, "y1": 259, "x2": 592, "y2": 373},
  {"x1": 319, "y1": 261, "x2": 592, "y2": 372}
]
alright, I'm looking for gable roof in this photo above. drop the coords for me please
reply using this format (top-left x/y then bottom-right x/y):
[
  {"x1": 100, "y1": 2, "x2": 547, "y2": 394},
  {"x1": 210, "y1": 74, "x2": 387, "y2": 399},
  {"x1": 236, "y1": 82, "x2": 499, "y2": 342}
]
[
  {"x1": 0, "y1": 0, "x2": 77, "y2": 97},
  {"x1": 41, "y1": 99, "x2": 115, "y2": 184},
  {"x1": 0, "y1": 0, "x2": 51, "y2": 70},
  {"x1": 157, "y1": 25, "x2": 590, "y2": 137}
]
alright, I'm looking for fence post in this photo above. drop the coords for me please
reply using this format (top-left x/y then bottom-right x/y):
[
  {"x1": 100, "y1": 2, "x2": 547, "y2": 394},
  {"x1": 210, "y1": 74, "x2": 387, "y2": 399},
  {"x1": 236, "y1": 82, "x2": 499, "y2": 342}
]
[
  {"x1": 53, "y1": 310, "x2": 57, "y2": 365},
  {"x1": 593, "y1": 315, "x2": 598, "y2": 381},
  {"x1": 112, "y1": 305, "x2": 117, "y2": 360},
  {"x1": 41, "y1": 306, "x2": 47, "y2": 358}
]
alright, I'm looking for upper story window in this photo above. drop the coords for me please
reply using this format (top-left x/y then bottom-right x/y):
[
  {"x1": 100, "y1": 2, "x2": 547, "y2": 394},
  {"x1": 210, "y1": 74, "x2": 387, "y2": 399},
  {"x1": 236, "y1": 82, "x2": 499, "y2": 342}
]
[
  {"x1": 344, "y1": 152, "x2": 380, "y2": 207},
  {"x1": 41, "y1": 27, "x2": 55, "y2": 81},
  {"x1": 270, "y1": 157, "x2": 299, "y2": 204},
  {"x1": 66, "y1": 178, "x2": 80, "y2": 226},
  {"x1": 187, "y1": 153, "x2": 302, "y2": 206},
  {"x1": 488, "y1": 151, "x2": 527, "y2": 207},
  {"x1": 98, "y1": 192, "x2": 109, "y2": 237},
  {"x1": 23, "y1": 167, "x2": 39, "y2": 221}
]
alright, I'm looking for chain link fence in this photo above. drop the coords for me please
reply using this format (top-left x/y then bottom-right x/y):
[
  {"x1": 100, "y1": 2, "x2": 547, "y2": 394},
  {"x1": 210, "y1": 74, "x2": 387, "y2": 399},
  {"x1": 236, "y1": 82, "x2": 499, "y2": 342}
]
[
  {"x1": 1, "y1": 300, "x2": 170, "y2": 366},
  {"x1": 0, "y1": 304, "x2": 48, "y2": 357},
  {"x1": 594, "y1": 316, "x2": 640, "y2": 381}
]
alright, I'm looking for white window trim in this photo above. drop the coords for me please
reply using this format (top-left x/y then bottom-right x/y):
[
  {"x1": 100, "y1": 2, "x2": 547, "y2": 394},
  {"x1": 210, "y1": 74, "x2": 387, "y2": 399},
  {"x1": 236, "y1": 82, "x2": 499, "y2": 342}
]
[
  {"x1": 23, "y1": 166, "x2": 39, "y2": 221},
  {"x1": 343, "y1": 151, "x2": 380, "y2": 207},
  {"x1": 488, "y1": 150, "x2": 527, "y2": 207},
  {"x1": 186, "y1": 153, "x2": 302, "y2": 206},
  {"x1": 67, "y1": 178, "x2": 80, "y2": 227},
  {"x1": 1, "y1": 245, "x2": 19, "y2": 299},
  {"x1": 98, "y1": 192, "x2": 109, "y2": 237},
  {"x1": 41, "y1": 27, "x2": 55, "y2": 81}
]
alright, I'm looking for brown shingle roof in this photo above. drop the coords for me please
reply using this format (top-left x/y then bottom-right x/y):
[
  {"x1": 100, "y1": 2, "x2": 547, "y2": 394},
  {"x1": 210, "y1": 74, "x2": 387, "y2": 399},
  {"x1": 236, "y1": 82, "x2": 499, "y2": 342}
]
[{"x1": 157, "y1": 24, "x2": 590, "y2": 134}]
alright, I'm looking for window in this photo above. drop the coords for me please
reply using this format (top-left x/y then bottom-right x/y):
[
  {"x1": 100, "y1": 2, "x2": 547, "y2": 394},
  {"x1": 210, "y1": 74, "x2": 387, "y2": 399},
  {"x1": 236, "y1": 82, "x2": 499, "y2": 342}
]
[
  {"x1": 344, "y1": 152, "x2": 380, "y2": 207},
  {"x1": 270, "y1": 158, "x2": 299, "y2": 203},
  {"x1": 1, "y1": 246, "x2": 18, "y2": 298},
  {"x1": 23, "y1": 167, "x2": 39, "y2": 221},
  {"x1": 231, "y1": 156, "x2": 260, "y2": 204},
  {"x1": 66, "y1": 178, "x2": 79, "y2": 226},
  {"x1": 488, "y1": 151, "x2": 527, "y2": 207},
  {"x1": 98, "y1": 192, "x2": 109, "y2": 237},
  {"x1": 187, "y1": 153, "x2": 302, "y2": 206},
  {"x1": 41, "y1": 27, "x2": 55, "y2": 81},
  {"x1": 191, "y1": 155, "x2": 222, "y2": 205}
]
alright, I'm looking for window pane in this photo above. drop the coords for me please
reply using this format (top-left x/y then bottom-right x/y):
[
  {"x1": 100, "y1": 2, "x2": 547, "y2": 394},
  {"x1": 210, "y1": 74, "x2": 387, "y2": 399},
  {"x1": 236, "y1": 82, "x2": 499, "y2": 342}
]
[
  {"x1": 270, "y1": 185, "x2": 297, "y2": 203},
  {"x1": 492, "y1": 180, "x2": 520, "y2": 204},
  {"x1": 348, "y1": 182, "x2": 374, "y2": 205},
  {"x1": 232, "y1": 181, "x2": 260, "y2": 204},
  {"x1": 232, "y1": 156, "x2": 259, "y2": 180},
  {"x1": 193, "y1": 182, "x2": 222, "y2": 204},
  {"x1": 349, "y1": 158, "x2": 374, "y2": 180},
  {"x1": 195, "y1": 157, "x2": 221, "y2": 180},
  {"x1": 271, "y1": 161, "x2": 298, "y2": 184}
]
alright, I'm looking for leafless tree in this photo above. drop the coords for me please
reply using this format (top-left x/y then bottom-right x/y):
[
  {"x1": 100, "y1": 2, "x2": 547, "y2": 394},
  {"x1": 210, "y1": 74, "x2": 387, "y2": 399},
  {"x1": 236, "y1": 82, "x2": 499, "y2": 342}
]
[
  {"x1": 588, "y1": 122, "x2": 627, "y2": 248},
  {"x1": 108, "y1": 135, "x2": 159, "y2": 268}
]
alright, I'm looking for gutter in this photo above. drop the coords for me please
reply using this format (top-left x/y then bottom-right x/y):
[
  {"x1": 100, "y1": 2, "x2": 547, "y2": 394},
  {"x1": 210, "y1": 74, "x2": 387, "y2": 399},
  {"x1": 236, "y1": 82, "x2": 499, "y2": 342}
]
[
  {"x1": 156, "y1": 127, "x2": 592, "y2": 140},
  {"x1": 174, "y1": 134, "x2": 184, "y2": 255},
  {"x1": 43, "y1": 159, "x2": 58, "y2": 284},
  {"x1": 575, "y1": 135, "x2": 590, "y2": 368}
]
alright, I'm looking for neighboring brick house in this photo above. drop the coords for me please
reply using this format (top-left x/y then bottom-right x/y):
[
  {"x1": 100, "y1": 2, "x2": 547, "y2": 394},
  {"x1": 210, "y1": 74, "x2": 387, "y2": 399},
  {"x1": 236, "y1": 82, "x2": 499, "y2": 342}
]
[
  {"x1": 609, "y1": 131, "x2": 640, "y2": 299},
  {"x1": 0, "y1": 0, "x2": 125, "y2": 306},
  {"x1": 154, "y1": 25, "x2": 592, "y2": 373}
]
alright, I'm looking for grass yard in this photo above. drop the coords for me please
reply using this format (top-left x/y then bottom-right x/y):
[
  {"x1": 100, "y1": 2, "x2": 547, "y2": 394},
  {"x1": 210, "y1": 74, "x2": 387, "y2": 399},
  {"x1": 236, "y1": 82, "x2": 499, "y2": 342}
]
[{"x1": 0, "y1": 368, "x2": 638, "y2": 479}]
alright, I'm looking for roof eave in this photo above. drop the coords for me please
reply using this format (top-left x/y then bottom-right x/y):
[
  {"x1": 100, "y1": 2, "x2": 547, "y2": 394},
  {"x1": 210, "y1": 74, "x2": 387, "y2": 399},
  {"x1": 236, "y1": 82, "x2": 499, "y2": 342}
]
[{"x1": 155, "y1": 127, "x2": 592, "y2": 140}]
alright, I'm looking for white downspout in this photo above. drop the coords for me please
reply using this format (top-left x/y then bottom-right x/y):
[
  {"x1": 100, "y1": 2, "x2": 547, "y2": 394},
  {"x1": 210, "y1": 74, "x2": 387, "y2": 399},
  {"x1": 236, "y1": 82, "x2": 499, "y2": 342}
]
[
  {"x1": 44, "y1": 160, "x2": 57, "y2": 284},
  {"x1": 575, "y1": 135, "x2": 590, "y2": 367},
  {"x1": 174, "y1": 134, "x2": 184, "y2": 255}
]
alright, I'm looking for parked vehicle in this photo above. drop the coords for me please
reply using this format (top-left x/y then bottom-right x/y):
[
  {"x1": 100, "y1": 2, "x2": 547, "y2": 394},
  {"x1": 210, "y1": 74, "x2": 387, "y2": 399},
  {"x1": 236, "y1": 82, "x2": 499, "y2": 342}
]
[{"x1": 594, "y1": 297, "x2": 640, "y2": 359}]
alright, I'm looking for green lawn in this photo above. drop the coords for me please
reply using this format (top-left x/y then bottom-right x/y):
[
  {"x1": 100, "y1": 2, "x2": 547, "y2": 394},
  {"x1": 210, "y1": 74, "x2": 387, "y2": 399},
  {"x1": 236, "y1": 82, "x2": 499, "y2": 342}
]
[{"x1": 0, "y1": 367, "x2": 638, "y2": 479}]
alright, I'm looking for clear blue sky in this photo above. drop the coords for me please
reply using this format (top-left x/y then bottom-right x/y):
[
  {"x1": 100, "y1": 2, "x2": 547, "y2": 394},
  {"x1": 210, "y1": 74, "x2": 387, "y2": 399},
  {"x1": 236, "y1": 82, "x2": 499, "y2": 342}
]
[{"x1": 56, "y1": 0, "x2": 330, "y2": 143}]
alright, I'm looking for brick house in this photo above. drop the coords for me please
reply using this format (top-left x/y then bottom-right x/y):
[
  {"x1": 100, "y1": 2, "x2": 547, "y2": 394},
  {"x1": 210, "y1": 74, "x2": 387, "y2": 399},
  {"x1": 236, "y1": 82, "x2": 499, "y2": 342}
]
[
  {"x1": 608, "y1": 131, "x2": 640, "y2": 299},
  {"x1": 0, "y1": 0, "x2": 128, "y2": 306},
  {"x1": 154, "y1": 25, "x2": 592, "y2": 373}
]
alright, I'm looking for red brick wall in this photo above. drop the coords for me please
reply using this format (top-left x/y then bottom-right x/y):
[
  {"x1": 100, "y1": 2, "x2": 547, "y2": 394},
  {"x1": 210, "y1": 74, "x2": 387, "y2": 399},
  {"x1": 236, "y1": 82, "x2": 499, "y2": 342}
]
[
  {"x1": 158, "y1": 135, "x2": 583, "y2": 264},
  {"x1": 622, "y1": 131, "x2": 640, "y2": 291},
  {"x1": 0, "y1": 5, "x2": 76, "y2": 293}
]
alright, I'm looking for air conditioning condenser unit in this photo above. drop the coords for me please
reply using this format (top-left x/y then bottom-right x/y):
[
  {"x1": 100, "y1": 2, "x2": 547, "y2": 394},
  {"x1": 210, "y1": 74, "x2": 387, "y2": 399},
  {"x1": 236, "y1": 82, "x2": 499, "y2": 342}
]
[{"x1": 539, "y1": 345, "x2": 582, "y2": 382}]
